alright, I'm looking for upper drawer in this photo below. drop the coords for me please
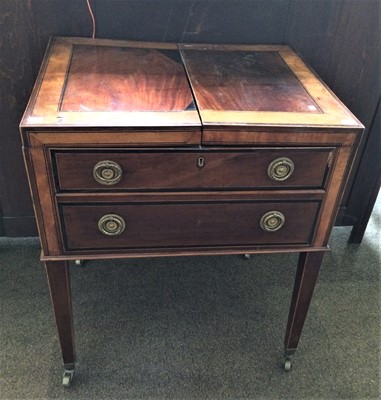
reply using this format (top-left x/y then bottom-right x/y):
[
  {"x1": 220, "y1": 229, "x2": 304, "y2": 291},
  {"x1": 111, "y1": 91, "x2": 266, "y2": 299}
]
[{"x1": 53, "y1": 148, "x2": 333, "y2": 191}]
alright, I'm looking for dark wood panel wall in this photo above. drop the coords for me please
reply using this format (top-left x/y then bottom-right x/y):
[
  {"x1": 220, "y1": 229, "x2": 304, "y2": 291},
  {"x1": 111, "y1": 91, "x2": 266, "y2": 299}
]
[{"x1": 1, "y1": 0, "x2": 380, "y2": 237}]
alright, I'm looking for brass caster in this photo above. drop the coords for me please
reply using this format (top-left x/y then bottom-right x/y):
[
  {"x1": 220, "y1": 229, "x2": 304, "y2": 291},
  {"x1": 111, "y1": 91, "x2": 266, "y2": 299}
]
[
  {"x1": 244, "y1": 254, "x2": 251, "y2": 259},
  {"x1": 74, "y1": 259, "x2": 83, "y2": 266},
  {"x1": 62, "y1": 369, "x2": 75, "y2": 387},
  {"x1": 284, "y1": 357, "x2": 292, "y2": 372}
]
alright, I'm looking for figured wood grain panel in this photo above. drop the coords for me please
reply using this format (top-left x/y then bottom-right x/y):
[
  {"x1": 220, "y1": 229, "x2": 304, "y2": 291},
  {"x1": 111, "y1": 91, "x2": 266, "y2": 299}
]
[
  {"x1": 22, "y1": 37, "x2": 201, "y2": 128},
  {"x1": 180, "y1": 50, "x2": 320, "y2": 112},
  {"x1": 181, "y1": 45, "x2": 362, "y2": 128},
  {"x1": 61, "y1": 45, "x2": 195, "y2": 112}
]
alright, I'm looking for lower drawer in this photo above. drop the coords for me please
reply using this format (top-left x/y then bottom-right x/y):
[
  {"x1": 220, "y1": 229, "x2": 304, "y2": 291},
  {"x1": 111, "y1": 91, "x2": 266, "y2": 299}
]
[{"x1": 60, "y1": 201, "x2": 320, "y2": 251}]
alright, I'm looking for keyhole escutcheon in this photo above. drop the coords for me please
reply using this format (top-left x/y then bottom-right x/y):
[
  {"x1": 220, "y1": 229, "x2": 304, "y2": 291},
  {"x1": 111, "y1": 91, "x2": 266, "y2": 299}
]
[{"x1": 197, "y1": 156, "x2": 205, "y2": 168}]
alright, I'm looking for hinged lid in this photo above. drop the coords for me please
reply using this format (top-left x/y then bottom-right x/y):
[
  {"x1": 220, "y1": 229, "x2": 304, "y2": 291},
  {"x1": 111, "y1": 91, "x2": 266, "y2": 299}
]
[
  {"x1": 179, "y1": 44, "x2": 363, "y2": 129},
  {"x1": 21, "y1": 37, "x2": 200, "y2": 128}
]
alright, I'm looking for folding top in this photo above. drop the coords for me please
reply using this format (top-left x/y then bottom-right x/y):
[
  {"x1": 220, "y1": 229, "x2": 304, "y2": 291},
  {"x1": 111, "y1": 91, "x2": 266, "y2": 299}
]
[
  {"x1": 179, "y1": 44, "x2": 362, "y2": 129},
  {"x1": 21, "y1": 37, "x2": 200, "y2": 128}
]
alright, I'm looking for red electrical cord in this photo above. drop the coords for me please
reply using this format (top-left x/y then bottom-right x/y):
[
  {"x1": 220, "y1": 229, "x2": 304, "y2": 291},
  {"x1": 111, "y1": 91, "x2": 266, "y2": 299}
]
[{"x1": 86, "y1": 0, "x2": 96, "y2": 39}]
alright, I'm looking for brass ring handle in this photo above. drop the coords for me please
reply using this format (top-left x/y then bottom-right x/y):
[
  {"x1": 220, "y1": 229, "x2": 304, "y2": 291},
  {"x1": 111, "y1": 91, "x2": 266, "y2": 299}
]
[
  {"x1": 93, "y1": 160, "x2": 123, "y2": 185},
  {"x1": 260, "y1": 211, "x2": 285, "y2": 232},
  {"x1": 98, "y1": 214, "x2": 126, "y2": 236},
  {"x1": 268, "y1": 158, "x2": 294, "y2": 181}
]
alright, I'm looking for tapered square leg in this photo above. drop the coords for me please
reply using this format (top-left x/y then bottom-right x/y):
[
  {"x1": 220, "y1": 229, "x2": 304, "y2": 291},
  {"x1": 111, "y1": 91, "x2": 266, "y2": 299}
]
[
  {"x1": 283, "y1": 251, "x2": 325, "y2": 369},
  {"x1": 44, "y1": 260, "x2": 75, "y2": 385}
]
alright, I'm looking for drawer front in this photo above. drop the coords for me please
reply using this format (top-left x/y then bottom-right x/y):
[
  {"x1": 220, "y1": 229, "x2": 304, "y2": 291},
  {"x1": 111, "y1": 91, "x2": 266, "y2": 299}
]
[
  {"x1": 53, "y1": 148, "x2": 333, "y2": 191},
  {"x1": 60, "y1": 201, "x2": 319, "y2": 251}
]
